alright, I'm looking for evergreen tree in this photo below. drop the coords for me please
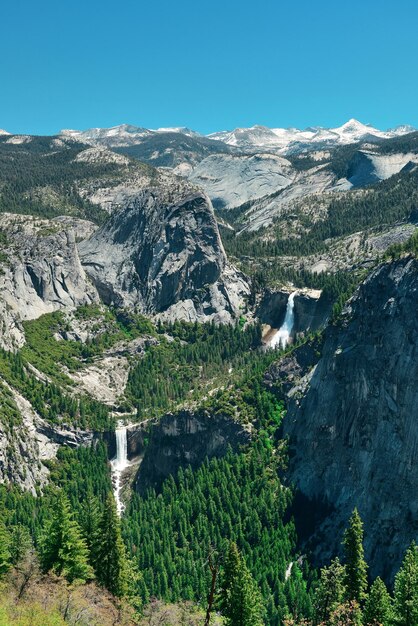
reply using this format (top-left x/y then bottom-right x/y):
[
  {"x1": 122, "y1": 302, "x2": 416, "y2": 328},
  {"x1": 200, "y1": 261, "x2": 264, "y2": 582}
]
[
  {"x1": 343, "y1": 509, "x2": 368, "y2": 604},
  {"x1": 9, "y1": 524, "x2": 33, "y2": 566},
  {"x1": 38, "y1": 492, "x2": 94, "y2": 583},
  {"x1": 0, "y1": 518, "x2": 11, "y2": 576},
  {"x1": 95, "y1": 493, "x2": 128, "y2": 597},
  {"x1": 363, "y1": 577, "x2": 393, "y2": 626},
  {"x1": 314, "y1": 557, "x2": 346, "y2": 623},
  {"x1": 221, "y1": 542, "x2": 264, "y2": 626},
  {"x1": 393, "y1": 542, "x2": 418, "y2": 626},
  {"x1": 79, "y1": 490, "x2": 101, "y2": 574}
]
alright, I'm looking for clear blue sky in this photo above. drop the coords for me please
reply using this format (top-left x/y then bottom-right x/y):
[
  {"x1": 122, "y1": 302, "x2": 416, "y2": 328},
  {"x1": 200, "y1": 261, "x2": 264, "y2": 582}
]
[{"x1": 1, "y1": 0, "x2": 417, "y2": 135}]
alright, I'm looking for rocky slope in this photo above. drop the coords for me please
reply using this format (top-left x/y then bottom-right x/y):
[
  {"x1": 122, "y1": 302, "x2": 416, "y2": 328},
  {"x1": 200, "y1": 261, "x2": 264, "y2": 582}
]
[
  {"x1": 0, "y1": 379, "x2": 96, "y2": 493},
  {"x1": 188, "y1": 153, "x2": 295, "y2": 211},
  {"x1": 0, "y1": 214, "x2": 98, "y2": 350},
  {"x1": 266, "y1": 257, "x2": 418, "y2": 581},
  {"x1": 79, "y1": 183, "x2": 248, "y2": 322}
]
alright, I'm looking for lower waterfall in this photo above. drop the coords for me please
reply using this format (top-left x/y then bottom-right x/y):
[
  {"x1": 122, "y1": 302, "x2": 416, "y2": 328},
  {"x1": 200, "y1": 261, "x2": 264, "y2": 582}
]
[
  {"x1": 111, "y1": 424, "x2": 129, "y2": 516},
  {"x1": 269, "y1": 291, "x2": 296, "y2": 349}
]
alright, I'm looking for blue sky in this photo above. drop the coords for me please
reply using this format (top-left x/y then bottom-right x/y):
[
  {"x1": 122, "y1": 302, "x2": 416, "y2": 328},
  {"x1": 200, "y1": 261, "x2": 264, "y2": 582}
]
[{"x1": 1, "y1": 0, "x2": 417, "y2": 135}]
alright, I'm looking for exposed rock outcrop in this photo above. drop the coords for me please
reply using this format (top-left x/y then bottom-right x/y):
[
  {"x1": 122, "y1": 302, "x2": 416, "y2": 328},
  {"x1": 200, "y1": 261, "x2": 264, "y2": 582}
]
[
  {"x1": 188, "y1": 153, "x2": 295, "y2": 211},
  {"x1": 0, "y1": 380, "x2": 96, "y2": 493},
  {"x1": 269, "y1": 258, "x2": 418, "y2": 581},
  {"x1": 0, "y1": 214, "x2": 98, "y2": 349},
  {"x1": 79, "y1": 187, "x2": 248, "y2": 322},
  {"x1": 126, "y1": 410, "x2": 251, "y2": 494}
]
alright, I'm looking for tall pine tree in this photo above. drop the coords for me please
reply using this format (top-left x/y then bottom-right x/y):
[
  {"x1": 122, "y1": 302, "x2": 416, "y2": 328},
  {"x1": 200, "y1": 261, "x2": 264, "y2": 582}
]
[
  {"x1": 9, "y1": 525, "x2": 33, "y2": 566},
  {"x1": 343, "y1": 508, "x2": 368, "y2": 604},
  {"x1": 220, "y1": 542, "x2": 264, "y2": 626},
  {"x1": 95, "y1": 493, "x2": 128, "y2": 597},
  {"x1": 393, "y1": 542, "x2": 418, "y2": 626},
  {"x1": 363, "y1": 577, "x2": 393, "y2": 626},
  {"x1": 79, "y1": 490, "x2": 101, "y2": 574},
  {"x1": 38, "y1": 492, "x2": 94, "y2": 583}
]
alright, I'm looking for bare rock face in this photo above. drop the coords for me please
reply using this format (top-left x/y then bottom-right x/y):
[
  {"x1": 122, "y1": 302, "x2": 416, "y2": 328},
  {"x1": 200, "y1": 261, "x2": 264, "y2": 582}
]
[
  {"x1": 0, "y1": 214, "x2": 98, "y2": 349},
  {"x1": 79, "y1": 187, "x2": 248, "y2": 322},
  {"x1": 0, "y1": 380, "x2": 96, "y2": 493},
  {"x1": 127, "y1": 409, "x2": 251, "y2": 494},
  {"x1": 275, "y1": 258, "x2": 418, "y2": 581}
]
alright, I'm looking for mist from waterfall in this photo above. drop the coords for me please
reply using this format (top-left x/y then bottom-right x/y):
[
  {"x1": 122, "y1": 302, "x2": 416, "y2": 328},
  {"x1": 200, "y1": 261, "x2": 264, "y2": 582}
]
[
  {"x1": 269, "y1": 292, "x2": 296, "y2": 349},
  {"x1": 111, "y1": 424, "x2": 129, "y2": 516}
]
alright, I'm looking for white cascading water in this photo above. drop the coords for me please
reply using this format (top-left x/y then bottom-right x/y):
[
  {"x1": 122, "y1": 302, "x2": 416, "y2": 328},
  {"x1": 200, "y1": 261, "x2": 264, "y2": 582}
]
[
  {"x1": 285, "y1": 561, "x2": 293, "y2": 581},
  {"x1": 269, "y1": 292, "x2": 296, "y2": 349},
  {"x1": 111, "y1": 424, "x2": 129, "y2": 516}
]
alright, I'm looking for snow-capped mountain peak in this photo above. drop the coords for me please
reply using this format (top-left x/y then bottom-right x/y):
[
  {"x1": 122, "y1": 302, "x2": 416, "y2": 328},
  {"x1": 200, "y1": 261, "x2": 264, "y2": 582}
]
[
  {"x1": 60, "y1": 124, "x2": 153, "y2": 146},
  {"x1": 0, "y1": 129, "x2": 11, "y2": 136},
  {"x1": 59, "y1": 119, "x2": 416, "y2": 154},
  {"x1": 207, "y1": 119, "x2": 415, "y2": 153},
  {"x1": 154, "y1": 127, "x2": 201, "y2": 137}
]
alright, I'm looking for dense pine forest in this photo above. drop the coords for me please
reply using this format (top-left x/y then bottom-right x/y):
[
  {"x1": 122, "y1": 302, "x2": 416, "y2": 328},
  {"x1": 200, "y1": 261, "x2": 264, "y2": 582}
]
[{"x1": 1, "y1": 305, "x2": 418, "y2": 624}]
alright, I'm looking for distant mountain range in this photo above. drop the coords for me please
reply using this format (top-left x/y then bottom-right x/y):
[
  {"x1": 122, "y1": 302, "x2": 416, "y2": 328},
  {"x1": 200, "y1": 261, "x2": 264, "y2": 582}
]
[{"x1": 55, "y1": 119, "x2": 416, "y2": 154}]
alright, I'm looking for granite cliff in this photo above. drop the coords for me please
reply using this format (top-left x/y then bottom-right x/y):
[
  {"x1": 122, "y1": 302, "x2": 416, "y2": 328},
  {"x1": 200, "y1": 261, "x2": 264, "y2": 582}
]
[
  {"x1": 79, "y1": 185, "x2": 248, "y2": 322},
  {"x1": 265, "y1": 257, "x2": 418, "y2": 581}
]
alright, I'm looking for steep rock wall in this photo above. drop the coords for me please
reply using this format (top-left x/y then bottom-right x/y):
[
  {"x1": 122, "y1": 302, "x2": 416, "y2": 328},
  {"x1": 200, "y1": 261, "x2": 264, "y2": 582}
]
[
  {"x1": 273, "y1": 258, "x2": 418, "y2": 581},
  {"x1": 79, "y1": 187, "x2": 248, "y2": 322},
  {"x1": 126, "y1": 410, "x2": 251, "y2": 494}
]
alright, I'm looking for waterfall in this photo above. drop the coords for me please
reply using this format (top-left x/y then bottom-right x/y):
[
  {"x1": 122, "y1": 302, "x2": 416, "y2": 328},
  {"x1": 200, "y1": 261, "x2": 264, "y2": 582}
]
[
  {"x1": 269, "y1": 292, "x2": 296, "y2": 349},
  {"x1": 111, "y1": 424, "x2": 129, "y2": 516},
  {"x1": 285, "y1": 561, "x2": 293, "y2": 581}
]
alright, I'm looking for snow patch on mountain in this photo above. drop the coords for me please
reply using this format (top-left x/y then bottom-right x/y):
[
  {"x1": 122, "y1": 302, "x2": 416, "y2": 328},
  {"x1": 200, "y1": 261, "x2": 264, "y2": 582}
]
[
  {"x1": 61, "y1": 124, "x2": 153, "y2": 147},
  {"x1": 154, "y1": 127, "x2": 201, "y2": 137},
  {"x1": 208, "y1": 119, "x2": 416, "y2": 153}
]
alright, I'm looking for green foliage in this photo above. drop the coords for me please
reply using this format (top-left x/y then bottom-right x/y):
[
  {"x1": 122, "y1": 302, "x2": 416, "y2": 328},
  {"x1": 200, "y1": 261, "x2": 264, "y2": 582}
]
[
  {"x1": 0, "y1": 346, "x2": 113, "y2": 430},
  {"x1": 9, "y1": 524, "x2": 33, "y2": 566},
  {"x1": 0, "y1": 441, "x2": 112, "y2": 552},
  {"x1": 221, "y1": 168, "x2": 418, "y2": 276},
  {"x1": 95, "y1": 494, "x2": 129, "y2": 597},
  {"x1": 0, "y1": 135, "x2": 123, "y2": 223},
  {"x1": 363, "y1": 577, "x2": 393, "y2": 626},
  {"x1": 127, "y1": 321, "x2": 262, "y2": 418},
  {"x1": 384, "y1": 228, "x2": 418, "y2": 261},
  {"x1": 393, "y1": 542, "x2": 418, "y2": 626},
  {"x1": 38, "y1": 492, "x2": 94, "y2": 583},
  {"x1": 124, "y1": 446, "x2": 311, "y2": 624},
  {"x1": 0, "y1": 379, "x2": 22, "y2": 429},
  {"x1": 314, "y1": 558, "x2": 347, "y2": 623},
  {"x1": 49, "y1": 442, "x2": 112, "y2": 510},
  {"x1": 221, "y1": 542, "x2": 264, "y2": 626},
  {"x1": 0, "y1": 517, "x2": 11, "y2": 576},
  {"x1": 343, "y1": 508, "x2": 368, "y2": 604}
]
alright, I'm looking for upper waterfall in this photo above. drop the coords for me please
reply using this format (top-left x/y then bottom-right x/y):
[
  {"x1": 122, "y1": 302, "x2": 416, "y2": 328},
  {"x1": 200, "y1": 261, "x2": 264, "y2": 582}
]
[
  {"x1": 111, "y1": 424, "x2": 129, "y2": 516},
  {"x1": 269, "y1": 292, "x2": 296, "y2": 349}
]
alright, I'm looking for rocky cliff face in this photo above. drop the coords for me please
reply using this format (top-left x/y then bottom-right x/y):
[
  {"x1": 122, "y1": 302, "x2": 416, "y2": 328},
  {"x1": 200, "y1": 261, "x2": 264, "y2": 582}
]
[
  {"x1": 79, "y1": 185, "x2": 248, "y2": 322},
  {"x1": 126, "y1": 410, "x2": 251, "y2": 494},
  {"x1": 271, "y1": 258, "x2": 418, "y2": 581},
  {"x1": 0, "y1": 380, "x2": 97, "y2": 493},
  {"x1": 0, "y1": 214, "x2": 98, "y2": 350}
]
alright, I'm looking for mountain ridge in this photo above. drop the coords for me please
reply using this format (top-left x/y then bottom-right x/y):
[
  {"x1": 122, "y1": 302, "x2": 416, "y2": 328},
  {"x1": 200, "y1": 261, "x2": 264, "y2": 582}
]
[{"x1": 58, "y1": 118, "x2": 416, "y2": 154}]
